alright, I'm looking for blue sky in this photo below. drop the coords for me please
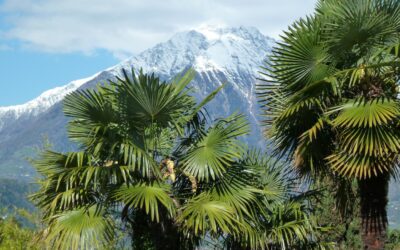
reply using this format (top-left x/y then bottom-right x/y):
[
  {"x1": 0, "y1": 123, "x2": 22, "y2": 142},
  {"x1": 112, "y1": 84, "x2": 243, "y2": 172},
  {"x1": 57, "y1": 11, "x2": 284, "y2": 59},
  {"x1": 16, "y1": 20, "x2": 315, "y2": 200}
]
[
  {"x1": 0, "y1": 0, "x2": 317, "y2": 106},
  {"x1": 0, "y1": 48, "x2": 118, "y2": 106}
]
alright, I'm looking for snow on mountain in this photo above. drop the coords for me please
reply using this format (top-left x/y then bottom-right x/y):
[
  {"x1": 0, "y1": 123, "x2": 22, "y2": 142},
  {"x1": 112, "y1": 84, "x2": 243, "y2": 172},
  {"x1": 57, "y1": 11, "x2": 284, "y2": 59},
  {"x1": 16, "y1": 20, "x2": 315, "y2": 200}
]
[
  {"x1": 111, "y1": 26, "x2": 274, "y2": 129},
  {"x1": 0, "y1": 73, "x2": 100, "y2": 130},
  {"x1": 114, "y1": 25, "x2": 273, "y2": 78},
  {"x1": 0, "y1": 26, "x2": 274, "y2": 133},
  {"x1": 0, "y1": 25, "x2": 275, "y2": 172}
]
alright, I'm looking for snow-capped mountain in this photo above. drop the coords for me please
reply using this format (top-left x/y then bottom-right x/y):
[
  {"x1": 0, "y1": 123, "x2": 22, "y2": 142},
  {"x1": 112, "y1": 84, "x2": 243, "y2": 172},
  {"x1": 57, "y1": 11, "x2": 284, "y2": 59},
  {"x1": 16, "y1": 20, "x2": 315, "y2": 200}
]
[
  {"x1": 0, "y1": 74, "x2": 101, "y2": 130},
  {"x1": 0, "y1": 26, "x2": 274, "y2": 178}
]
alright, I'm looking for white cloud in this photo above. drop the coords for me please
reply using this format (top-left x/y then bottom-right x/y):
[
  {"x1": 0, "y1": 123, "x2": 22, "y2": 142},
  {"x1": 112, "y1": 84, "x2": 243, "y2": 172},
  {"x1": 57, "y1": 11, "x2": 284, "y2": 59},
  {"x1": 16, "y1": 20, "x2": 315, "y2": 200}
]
[{"x1": 0, "y1": 0, "x2": 317, "y2": 58}]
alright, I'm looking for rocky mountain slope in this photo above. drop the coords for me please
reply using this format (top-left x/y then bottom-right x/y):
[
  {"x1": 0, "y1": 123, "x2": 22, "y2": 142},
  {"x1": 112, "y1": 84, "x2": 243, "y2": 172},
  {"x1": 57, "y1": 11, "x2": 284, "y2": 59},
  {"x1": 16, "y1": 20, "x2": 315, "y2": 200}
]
[{"x1": 0, "y1": 26, "x2": 274, "y2": 179}]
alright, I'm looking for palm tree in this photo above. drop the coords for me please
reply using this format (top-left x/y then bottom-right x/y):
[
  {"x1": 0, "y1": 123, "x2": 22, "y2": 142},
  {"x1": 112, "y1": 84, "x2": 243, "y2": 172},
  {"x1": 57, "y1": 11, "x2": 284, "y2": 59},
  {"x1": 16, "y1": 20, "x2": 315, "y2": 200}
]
[
  {"x1": 32, "y1": 68, "x2": 328, "y2": 249},
  {"x1": 258, "y1": 0, "x2": 400, "y2": 248}
]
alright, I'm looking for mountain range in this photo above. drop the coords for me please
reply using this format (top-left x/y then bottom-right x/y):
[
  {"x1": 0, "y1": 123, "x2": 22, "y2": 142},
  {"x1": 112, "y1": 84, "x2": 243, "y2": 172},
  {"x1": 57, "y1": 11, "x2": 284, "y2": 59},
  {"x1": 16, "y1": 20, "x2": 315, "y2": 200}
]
[{"x1": 0, "y1": 26, "x2": 274, "y2": 179}]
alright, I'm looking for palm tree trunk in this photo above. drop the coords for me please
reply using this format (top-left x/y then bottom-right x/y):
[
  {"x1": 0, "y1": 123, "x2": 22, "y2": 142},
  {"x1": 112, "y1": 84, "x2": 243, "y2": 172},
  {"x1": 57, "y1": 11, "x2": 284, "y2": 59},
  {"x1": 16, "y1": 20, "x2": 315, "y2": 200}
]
[{"x1": 358, "y1": 173, "x2": 389, "y2": 250}]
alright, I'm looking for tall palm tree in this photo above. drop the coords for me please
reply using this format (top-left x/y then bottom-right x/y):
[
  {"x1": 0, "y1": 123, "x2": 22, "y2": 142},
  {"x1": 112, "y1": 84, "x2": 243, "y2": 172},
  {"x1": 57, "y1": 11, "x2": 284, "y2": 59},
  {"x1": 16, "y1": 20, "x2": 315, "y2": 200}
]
[
  {"x1": 32, "y1": 68, "x2": 328, "y2": 249},
  {"x1": 258, "y1": 0, "x2": 400, "y2": 248}
]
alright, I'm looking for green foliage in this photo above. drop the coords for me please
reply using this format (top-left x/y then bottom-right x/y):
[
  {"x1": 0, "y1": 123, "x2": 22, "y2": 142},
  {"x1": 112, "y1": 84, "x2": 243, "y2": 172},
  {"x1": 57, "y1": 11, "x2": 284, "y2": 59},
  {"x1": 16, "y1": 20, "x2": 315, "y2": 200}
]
[
  {"x1": 45, "y1": 206, "x2": 114, "y2": 250},
  {"x1": 32, "y1": 68, "x2": 330, "y2": 249},
  {"x1": 386, "y1": 229, "x2": 400, "y2": 249},
  {"x1": 0, "y1": 211, "x2": 42, "y2": 250},
  {"x1": 114, "y1": 183, "x2": 175, "y2": 222},
  {"x1": 258, "y1": 0, "x2": 400, "y2": 248},
  {"x1": 259, "y1": 0, "x2": 400, "y2": 179},
  {"x1": 181, "y1": 114, "x2": 249, "y2": 182},
  {"x1": 312, "y1": 180, "x2": 362, "y2": 249}
]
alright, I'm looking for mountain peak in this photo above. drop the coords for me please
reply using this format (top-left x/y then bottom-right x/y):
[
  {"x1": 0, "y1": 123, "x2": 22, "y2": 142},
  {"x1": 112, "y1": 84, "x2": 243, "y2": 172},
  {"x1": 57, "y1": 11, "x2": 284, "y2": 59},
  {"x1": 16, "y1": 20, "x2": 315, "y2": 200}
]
[
  {"x1": 193, "y1": 25, "x2": 265, "y2": 42},
  {"x1": 0, "y1": 26, "x2": 274, "y2": 178},
  {"x1": 0, "y1": 26, "x2": 275, "y2": 130},
  {"x1": 113, "y1": 25, "x2": 274, "y2": 76},
  {"x1": 194, "y1": 24, "x2": 235, "y2": 40}
]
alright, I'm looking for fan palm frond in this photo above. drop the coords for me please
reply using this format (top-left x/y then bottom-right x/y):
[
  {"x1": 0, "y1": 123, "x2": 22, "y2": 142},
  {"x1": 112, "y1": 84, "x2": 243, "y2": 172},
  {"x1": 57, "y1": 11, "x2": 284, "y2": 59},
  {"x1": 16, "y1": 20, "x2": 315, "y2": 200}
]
[
  {"x1": 178, "y1": 192, "x2": 245, "y2": 236},
  {"x1": 45, "y1": 206, "x2": 114, "y2": 250},
  {"x1": 113, "y1": 182, "x2": 176, "y2": 222},
  {"x1": 181, "y1": 114, "x2": 249, "y2": 182}
]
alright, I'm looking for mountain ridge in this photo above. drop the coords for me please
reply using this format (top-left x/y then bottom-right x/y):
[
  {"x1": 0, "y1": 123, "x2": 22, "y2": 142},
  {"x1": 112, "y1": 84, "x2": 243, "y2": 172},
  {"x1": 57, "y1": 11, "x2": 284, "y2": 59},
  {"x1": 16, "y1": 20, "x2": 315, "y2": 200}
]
[
  {"x1": 0, "y1": 25, "x2": 273, "y2": 180},
  {"x1": 0, "y1": 26, "x2": 273, "y2": 124}
]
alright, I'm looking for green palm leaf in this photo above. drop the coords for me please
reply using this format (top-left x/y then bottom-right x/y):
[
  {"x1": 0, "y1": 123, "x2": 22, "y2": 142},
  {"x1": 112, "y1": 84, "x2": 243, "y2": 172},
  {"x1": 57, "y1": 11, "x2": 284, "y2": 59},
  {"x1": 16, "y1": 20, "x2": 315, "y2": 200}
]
[
  {"x1": 113, "y1": 182, "x2": 175, "y2": 222},
  {"x1": 181, "y1": 114, "x2": 249, "y2": 181},
  {"x1": 258, "y1": 1, "x2": 400, "y2": 248},
  {"x1": 331, "y1": 99, "x2": 400, "y2": 128},
  {"x1": 178, "y1": 192, "x2": 243, "y2": 236},
  {"x1": 112, "y1": 68, "x2": 196, "y2": 130},
  {"x1": 45, "y1": 206, "x2": 114, "y2": 250}
]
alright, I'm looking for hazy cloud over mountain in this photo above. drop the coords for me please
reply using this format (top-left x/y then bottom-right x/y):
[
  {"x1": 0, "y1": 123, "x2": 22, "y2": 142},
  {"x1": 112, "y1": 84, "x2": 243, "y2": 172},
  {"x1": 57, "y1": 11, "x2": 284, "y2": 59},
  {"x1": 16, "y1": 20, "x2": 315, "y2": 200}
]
[{"x1": 0, "y1": 0, "x2": 316, "y2": 58}]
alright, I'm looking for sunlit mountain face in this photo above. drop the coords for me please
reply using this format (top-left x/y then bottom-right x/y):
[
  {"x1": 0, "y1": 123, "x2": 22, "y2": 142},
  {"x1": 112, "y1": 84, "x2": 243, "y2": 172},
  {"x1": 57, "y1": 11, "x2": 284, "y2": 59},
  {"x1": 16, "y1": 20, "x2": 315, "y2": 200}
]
[{"x1": 0, "y1": 26, "x2": 274, "y2": 179}]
